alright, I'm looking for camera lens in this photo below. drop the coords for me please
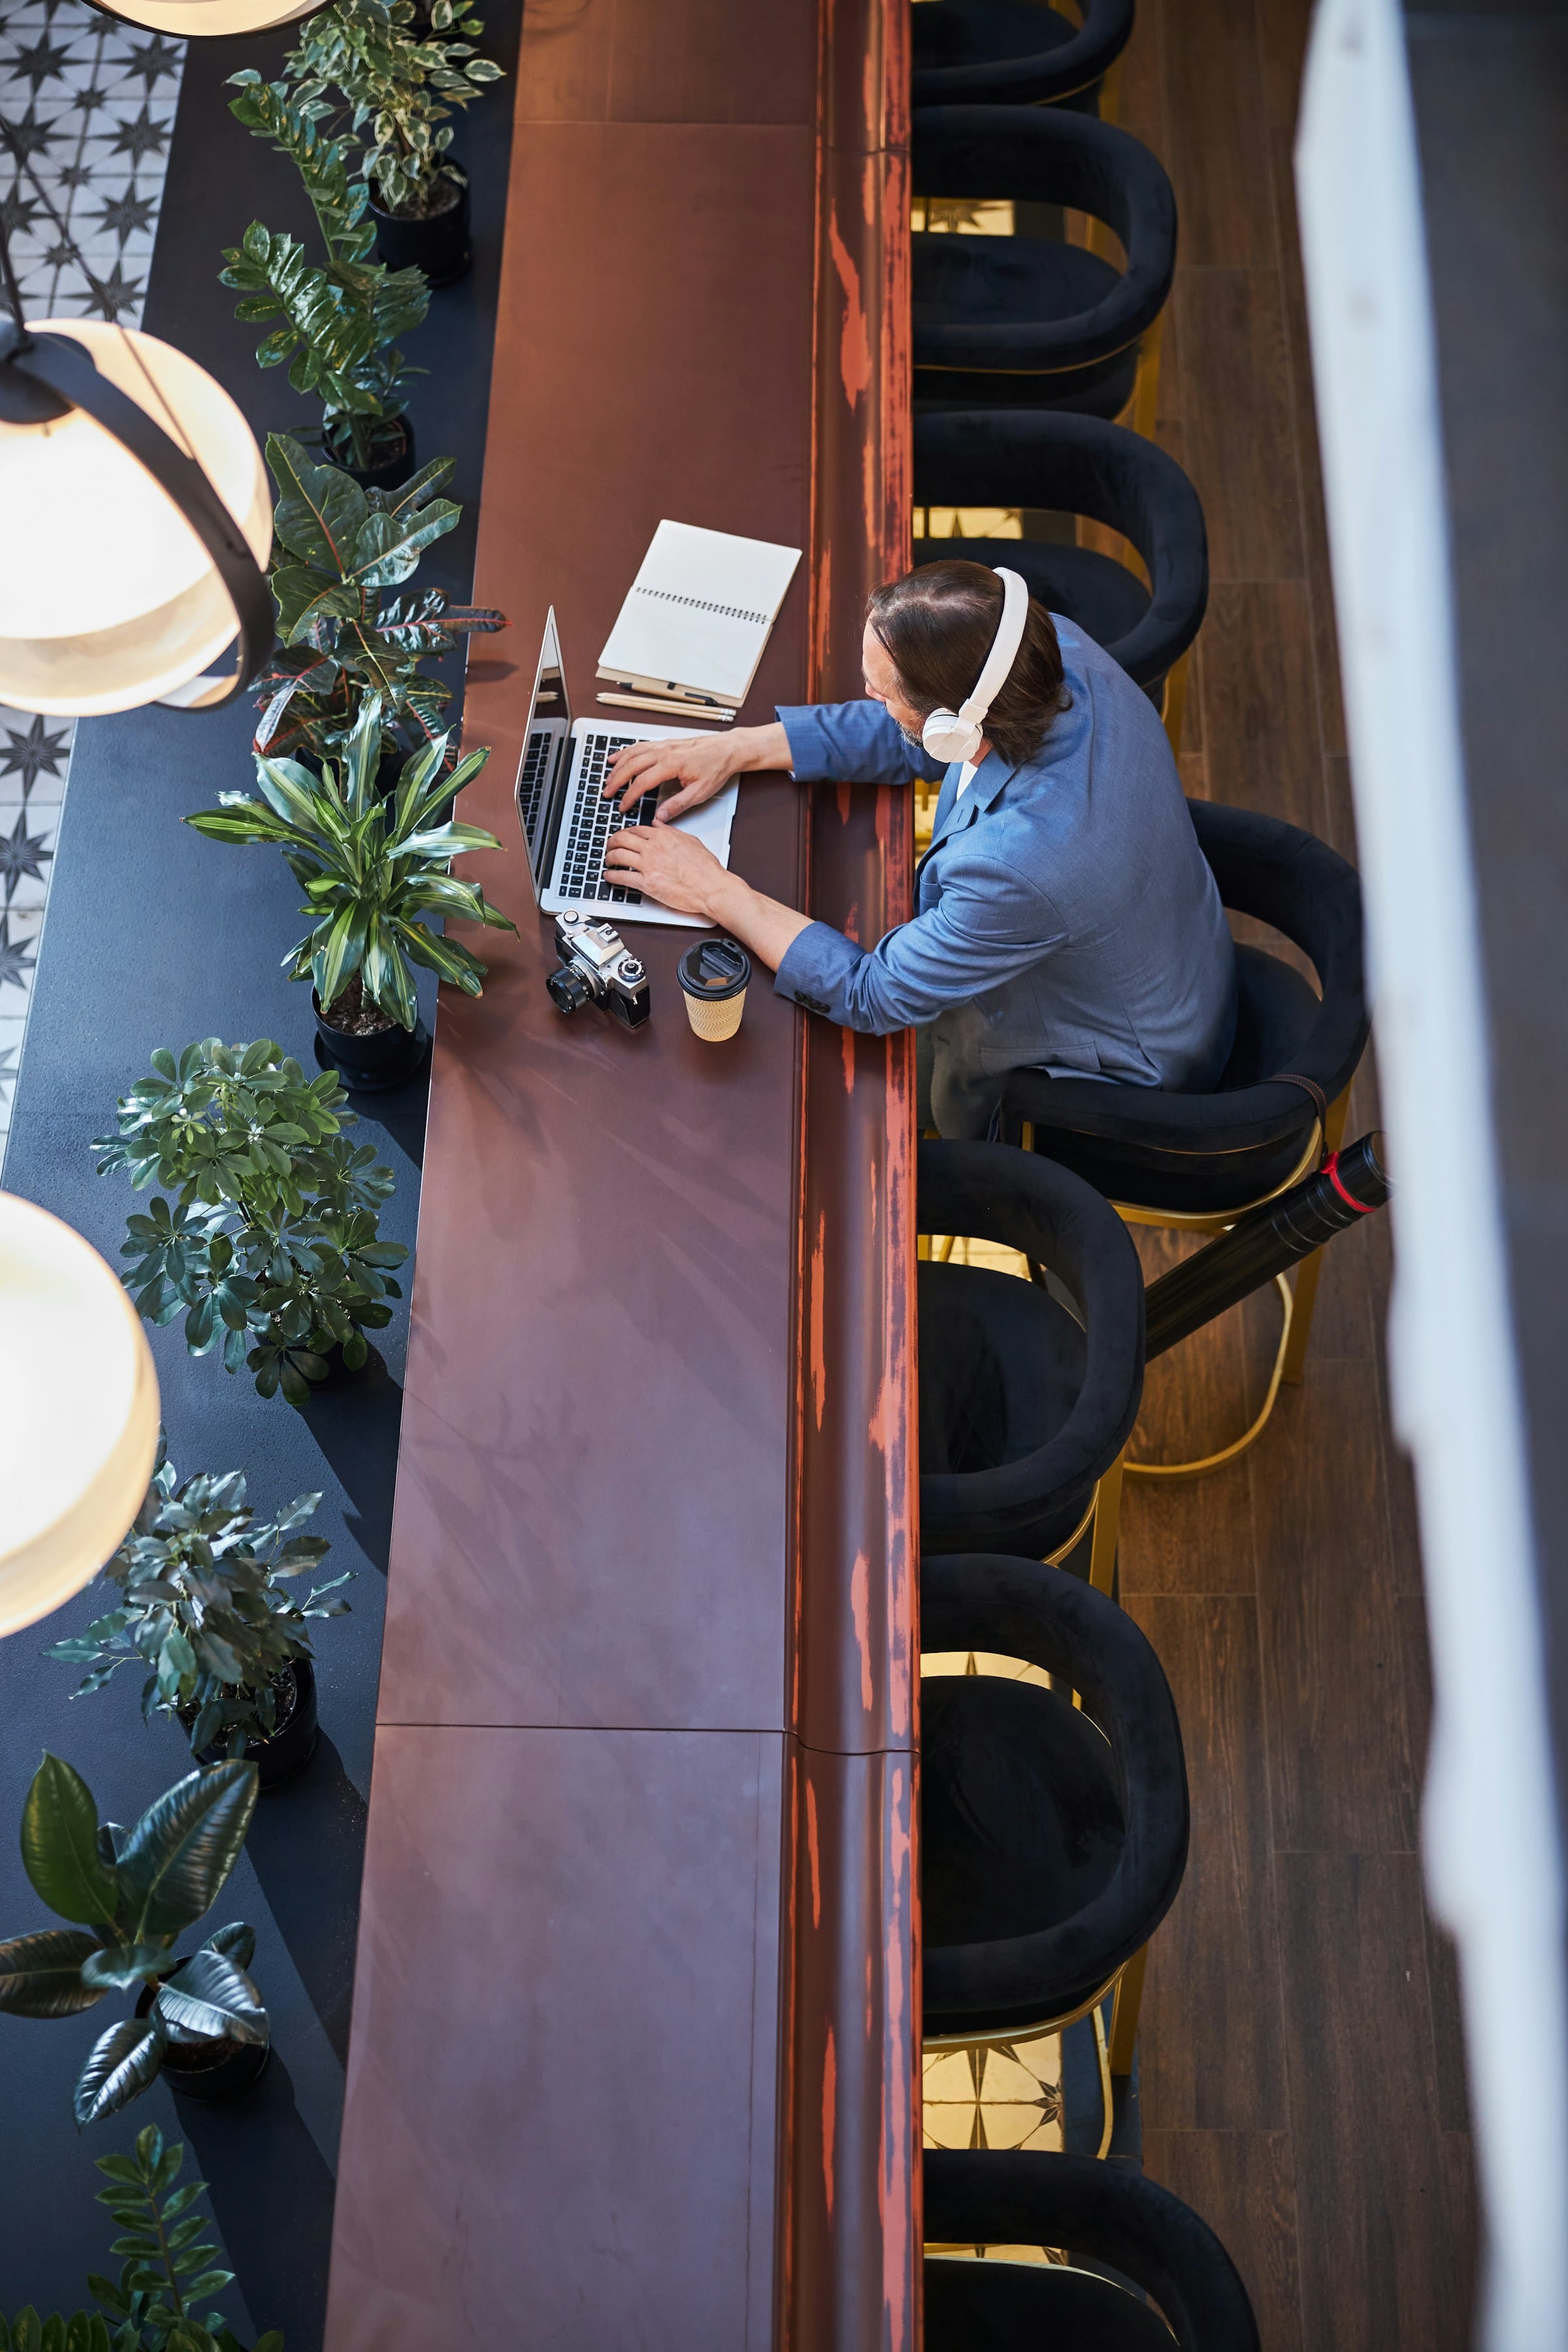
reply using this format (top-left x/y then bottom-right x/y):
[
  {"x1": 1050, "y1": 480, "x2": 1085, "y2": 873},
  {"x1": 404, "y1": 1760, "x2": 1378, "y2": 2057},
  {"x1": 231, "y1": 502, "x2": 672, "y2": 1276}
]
[{"x1": 547, "y1": 964, "x2": 593, "y2": 1015}]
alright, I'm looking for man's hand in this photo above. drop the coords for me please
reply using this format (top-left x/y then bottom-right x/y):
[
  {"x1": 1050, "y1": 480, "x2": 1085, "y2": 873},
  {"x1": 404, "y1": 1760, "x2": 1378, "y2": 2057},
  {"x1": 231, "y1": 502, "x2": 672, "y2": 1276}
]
[
  {"x1": 603, "y1": 719, "x2": 792, "y2": 818},
  {"x1": 602, "y1": 822, "x2": 731, "y2": 921}
]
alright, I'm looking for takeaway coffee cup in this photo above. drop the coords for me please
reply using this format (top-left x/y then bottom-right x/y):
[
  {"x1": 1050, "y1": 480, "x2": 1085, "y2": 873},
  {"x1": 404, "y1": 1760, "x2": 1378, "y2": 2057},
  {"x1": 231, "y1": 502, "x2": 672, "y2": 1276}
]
[{"x1": 678, "y1": 937, "x2": 751, "y2": 1041}]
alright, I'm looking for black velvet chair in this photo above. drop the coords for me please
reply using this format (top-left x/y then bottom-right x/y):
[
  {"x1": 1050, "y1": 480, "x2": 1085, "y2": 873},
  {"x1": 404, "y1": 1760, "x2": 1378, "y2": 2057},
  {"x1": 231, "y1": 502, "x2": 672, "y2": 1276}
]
[
  {"x1": 925, "y1": 2151, "x2": 1262, "y2": 2351},
  {"x1": 920, "y1": 1139, "x2": 1145, "y2": 1581},
  {"x1": 921, "y1": 1554, "x2": 1188, "y2": 2116},
  {"x1": 912, "y1": 0, "x2": 1136, "y2": 116},
  {"x1": 914, "y1": 407, "x2": 1207, "y2": 742},
  {"x1": 912, "y1": 105, "x2": 1175, "y2": 426},
  {"x1": 999, "y1": 801, "x2": 1369, "y2": 1476}
]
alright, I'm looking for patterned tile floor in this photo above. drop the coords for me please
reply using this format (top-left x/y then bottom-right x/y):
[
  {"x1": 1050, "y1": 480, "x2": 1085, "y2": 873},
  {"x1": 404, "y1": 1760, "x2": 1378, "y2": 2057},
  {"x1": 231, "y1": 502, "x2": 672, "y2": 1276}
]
[{"x1": 0, "y1": 0, "x2": 186, "y2": 1162}]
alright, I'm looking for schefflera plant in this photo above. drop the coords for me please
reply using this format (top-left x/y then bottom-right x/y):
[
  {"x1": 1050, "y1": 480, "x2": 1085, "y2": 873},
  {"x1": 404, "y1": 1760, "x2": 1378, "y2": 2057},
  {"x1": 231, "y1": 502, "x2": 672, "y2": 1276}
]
[
  {"x1": 187, "y1": 692, "x2": 515, "y2": 1034},
  {"x1": 94, "y1": 1039, "x2": 406, "y2": 1406},
  {"x1": 0, "y1": 1757, "x2": 264, "y2": 2128}
]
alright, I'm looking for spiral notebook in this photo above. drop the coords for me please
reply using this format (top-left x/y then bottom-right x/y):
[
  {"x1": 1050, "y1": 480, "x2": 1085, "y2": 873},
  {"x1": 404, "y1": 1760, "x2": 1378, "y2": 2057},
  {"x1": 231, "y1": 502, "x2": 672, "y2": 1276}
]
[{"x1": 596, "y1": 520, "x2": 802, "y2": 711}]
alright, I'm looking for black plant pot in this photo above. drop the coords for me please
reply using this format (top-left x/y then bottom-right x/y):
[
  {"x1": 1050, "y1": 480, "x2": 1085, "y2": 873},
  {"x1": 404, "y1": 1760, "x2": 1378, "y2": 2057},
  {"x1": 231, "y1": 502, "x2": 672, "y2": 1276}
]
[
  {"x1": 323, "y1": 411, "x2": 417, "y2": 493},
  {"x1": 371, "y1": 167, "x2": 471, "y2": 287},
  {"x1": 135, "y1": 1985, "x2": 271, "y2": 2104},
  {"x1": 313, "y1": 989, "x2": 431, "y2": 1091},
  {"x1": 188, "y1": 1657, "x2": 319, "y2": 1791}
]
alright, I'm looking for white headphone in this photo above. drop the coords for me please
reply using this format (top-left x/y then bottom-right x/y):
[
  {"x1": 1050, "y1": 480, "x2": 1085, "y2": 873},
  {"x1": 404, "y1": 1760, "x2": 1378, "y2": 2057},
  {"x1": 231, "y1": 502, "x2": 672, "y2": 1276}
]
[{"x1": 920, "y1": 566, "x2": 1030, "y2": 765}]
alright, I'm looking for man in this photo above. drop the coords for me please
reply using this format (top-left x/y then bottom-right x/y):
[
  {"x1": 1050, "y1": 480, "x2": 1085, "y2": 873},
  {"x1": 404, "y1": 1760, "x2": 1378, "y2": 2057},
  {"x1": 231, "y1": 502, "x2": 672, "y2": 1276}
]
[{"x1": 602, "y1": 560, "x2": 1235, "y2": 1139}]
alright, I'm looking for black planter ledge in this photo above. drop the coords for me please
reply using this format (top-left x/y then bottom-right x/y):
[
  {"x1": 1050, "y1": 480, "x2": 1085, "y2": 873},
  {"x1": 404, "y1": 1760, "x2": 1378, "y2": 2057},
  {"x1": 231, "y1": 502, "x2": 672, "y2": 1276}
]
[{"x1": 0, "y1": 2, "x2": 521, "y2": 2340}]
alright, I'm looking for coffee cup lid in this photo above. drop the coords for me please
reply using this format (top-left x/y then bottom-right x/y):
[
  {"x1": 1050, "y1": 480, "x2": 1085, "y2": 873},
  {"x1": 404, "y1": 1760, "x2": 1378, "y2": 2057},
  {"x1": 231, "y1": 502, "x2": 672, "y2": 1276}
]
[{"x1": 678, "y1": 938, "x2": 751, "y2": 1000}]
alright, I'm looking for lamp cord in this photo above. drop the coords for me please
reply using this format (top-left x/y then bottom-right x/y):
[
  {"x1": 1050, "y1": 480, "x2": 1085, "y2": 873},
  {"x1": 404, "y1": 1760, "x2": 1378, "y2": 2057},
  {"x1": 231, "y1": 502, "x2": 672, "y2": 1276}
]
[{"x1": 0, "y1": 216, "x2": 32, "y2": 353}]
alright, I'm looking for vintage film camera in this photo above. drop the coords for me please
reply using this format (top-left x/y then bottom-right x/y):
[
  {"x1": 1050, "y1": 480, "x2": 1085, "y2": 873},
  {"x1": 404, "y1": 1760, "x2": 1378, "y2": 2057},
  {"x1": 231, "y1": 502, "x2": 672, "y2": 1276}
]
[{"x1": 546, "y1": 910, "x2": 651, "y2": 1030}]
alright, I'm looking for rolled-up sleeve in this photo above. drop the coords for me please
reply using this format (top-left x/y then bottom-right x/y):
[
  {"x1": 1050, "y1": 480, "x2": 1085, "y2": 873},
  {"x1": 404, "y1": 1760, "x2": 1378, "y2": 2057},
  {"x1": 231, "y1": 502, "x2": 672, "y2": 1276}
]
[
  {"x1": 774, "y1": 849, "x2": 1068, "y2": 1034},
  {"x1": 776, "y1": 698, "x2": 946, "y2": 786}
]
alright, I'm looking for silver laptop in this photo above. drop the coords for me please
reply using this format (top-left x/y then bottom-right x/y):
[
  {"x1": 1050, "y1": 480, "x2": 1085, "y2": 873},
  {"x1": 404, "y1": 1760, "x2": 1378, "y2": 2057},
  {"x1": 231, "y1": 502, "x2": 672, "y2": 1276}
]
[{"x1": 512, "y1": 608, "x2": 739, "y2": 927}]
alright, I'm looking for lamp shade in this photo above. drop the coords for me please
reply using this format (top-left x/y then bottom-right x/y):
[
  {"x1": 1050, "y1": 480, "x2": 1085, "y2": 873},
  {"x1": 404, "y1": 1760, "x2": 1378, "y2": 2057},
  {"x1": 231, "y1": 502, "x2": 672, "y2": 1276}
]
[
  {"x1": 0, "y1": 1192, "x2": 160, "y2": 1638},
  {"x1": 86, "y1": 0, "x2": 327, "y2": 31},
  {"x1": 0, "y1": 319, "x2": 272, "y2": 717}
]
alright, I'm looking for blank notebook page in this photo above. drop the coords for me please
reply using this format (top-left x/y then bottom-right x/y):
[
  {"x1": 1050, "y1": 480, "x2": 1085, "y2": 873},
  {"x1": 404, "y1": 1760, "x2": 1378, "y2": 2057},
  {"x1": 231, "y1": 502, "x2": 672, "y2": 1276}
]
[{"x1": 597, "y1": 520, "x2": 802, "y2": 703}]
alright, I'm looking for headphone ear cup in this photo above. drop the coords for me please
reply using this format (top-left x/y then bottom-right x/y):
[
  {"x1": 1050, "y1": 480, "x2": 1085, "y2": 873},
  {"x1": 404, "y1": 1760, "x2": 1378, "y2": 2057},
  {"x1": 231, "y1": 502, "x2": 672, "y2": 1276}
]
[{"x1": 922, "y1": 708, "x2": 982, "y2": 764}]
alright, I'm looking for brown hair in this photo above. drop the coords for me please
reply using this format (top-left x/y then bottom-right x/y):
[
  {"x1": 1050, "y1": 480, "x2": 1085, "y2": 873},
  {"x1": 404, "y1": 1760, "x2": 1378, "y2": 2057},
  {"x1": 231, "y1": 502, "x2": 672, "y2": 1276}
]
[{"x1": 866, "y1": 560, "x2": 1070, "y2": 766}]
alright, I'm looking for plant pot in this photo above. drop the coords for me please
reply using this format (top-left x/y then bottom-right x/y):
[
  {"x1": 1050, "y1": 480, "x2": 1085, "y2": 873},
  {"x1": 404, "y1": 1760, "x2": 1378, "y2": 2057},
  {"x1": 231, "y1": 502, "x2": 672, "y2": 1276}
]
[
  {"x1": 323, "y1": 411, "x2": 417, "y2": 493},
  {"x1": 187, "y1": 1657, "x2": 319, "y2": 1791},
  {"x1": 313, "y1": 988, "x2": 431, "y2": 1091},
  {"x1": 134, "y1": 1985, "x2": 271, "y2": 2104},
  {"x1": 371, "y1": 167, "x2": 471, "y2": 287}
]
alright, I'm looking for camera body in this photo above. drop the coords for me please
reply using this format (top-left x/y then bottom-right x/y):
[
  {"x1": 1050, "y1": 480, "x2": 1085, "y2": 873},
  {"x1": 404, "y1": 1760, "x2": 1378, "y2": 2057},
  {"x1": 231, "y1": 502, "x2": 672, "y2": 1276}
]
[{"x1": 547, "y1": 910, "x2": 651, "y2": 1029}]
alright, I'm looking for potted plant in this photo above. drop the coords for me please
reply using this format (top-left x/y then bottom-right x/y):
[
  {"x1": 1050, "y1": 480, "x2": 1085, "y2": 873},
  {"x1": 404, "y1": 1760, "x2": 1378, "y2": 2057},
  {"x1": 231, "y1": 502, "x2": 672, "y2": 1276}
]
[
  {"x1": 93, "y1": 1038, "x2": 408, "y2": 1408},
  {"x1": 252, "y1": 432, "x2": 503, "y2": 771},
  {"x1": 0, "y1": 1756, "x2": 267, "y2": 2124},
  {"x1": 187, "y1": 692, "x2": 515, "y2": 1088},
  {"x1": 46, "y1": 1453, "x2": 350, "y2": 1792},
  {"x1": 4, "y1": 2125, "x2": 284, "y2": 2352},
  {"x1": 221, "y1": 72, "x2": 429, "y2": 484},
  {"x1": 288, "y1": 0, "x2": 504, "y2": 287}
]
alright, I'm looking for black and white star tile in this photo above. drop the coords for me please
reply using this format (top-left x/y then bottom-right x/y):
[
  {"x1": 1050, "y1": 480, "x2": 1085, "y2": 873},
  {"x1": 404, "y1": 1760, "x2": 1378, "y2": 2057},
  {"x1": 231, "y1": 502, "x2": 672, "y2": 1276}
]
[{"x1": 0, "y1": 1, "x2": 186, "y2": 1152}]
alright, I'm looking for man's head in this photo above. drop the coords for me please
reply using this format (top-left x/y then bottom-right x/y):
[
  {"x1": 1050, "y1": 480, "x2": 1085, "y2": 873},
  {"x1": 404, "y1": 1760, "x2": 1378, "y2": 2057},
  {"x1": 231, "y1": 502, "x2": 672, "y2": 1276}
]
[{"x1": 862, "y1": 560, "x2": 1069, "y2": 766}]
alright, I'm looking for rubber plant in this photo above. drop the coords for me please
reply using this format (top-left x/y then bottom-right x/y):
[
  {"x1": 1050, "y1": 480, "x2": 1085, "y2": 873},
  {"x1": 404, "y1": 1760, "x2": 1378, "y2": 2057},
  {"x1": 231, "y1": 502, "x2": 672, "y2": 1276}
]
[
  {"x1": 251, "y1": 431, "x2": 502, "y2": 768},
  {"x1": 47, "y1": 1454, "x2": 350, "y2": 1759},
  {"x1": 220, "y1": 71, "x2": 427, "y2": 474},
  {"x1": 288, "y1": 0, "x2": 503, "y2": 220},
  {"x1": 0, "y1": 1756, "x2": 265, "y2": 2129},
  {"x1": 93, "y1": 1038, "x2": 407, "y2": 1407},
  {"x1": 3, "y1": 2123, "x2": 283, "y2": 2351},
  {"x1": 186, "y1": 691, "x2": 515, "y2": 1036}
]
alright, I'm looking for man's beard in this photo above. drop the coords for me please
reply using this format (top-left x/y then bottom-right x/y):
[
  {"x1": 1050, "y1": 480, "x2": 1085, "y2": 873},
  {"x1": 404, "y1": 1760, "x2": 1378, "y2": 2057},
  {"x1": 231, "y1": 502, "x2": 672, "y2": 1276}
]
[{"x1": 897, "y1": 721, "x2": 928, "y2": 757}]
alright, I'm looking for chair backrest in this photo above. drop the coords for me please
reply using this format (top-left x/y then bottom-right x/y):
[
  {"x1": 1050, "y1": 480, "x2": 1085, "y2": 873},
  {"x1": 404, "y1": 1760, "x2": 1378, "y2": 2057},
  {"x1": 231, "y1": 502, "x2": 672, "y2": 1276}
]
[
  {"x1": 914, "y1": 408, "x2": 1209, "y2": 687},
  {"x1": 912, "y1": 0, "x2": 1136, "y2": 109},
  {"x1": 1000, "y1": 802, "x2": 1368, "y2": 1208},
  {"x1": 913, "y1": 105, "x2": 1175, "y2": 372},
  {"x1": 925, "y1": 2151, "x2": 1262, "y2": 2352},
  {"x1": 922, "y1": 1554, "x2": 1188, "y2": 2033},
  {"x1": 919, "y1": 1139, "x2": 1145, "y2": 1554}
]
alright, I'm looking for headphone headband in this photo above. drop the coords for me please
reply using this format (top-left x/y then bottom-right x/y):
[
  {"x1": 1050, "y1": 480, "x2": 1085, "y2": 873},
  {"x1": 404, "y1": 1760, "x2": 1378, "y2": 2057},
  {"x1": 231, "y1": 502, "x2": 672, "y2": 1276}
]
[{"x1": 921, "y1": 566, "x2": 1030, "y2": 766}]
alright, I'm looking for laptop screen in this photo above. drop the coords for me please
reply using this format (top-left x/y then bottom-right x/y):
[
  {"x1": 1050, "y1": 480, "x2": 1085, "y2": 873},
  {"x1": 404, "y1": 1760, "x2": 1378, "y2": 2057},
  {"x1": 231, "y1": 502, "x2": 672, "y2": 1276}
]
[{"x1": 513, "y1": 607, "x2": 573, "y2": 903}]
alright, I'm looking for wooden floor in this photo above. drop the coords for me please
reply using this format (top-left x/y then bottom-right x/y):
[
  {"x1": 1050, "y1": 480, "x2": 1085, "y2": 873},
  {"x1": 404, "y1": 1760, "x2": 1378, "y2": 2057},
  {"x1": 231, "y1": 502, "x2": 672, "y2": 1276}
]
[{"x1": 1111, "y1": 5, "x2": 1480, "y2": 2347}]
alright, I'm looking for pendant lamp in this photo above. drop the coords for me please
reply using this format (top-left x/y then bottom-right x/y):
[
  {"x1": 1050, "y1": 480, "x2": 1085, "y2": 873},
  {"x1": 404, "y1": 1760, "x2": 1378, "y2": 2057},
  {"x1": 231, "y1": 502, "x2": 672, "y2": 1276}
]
[
  {"x1": 0, "y1": 230, "x2": 274, "y2": 717},
  {"x1": 0, "y1": 1192, "x2": 161, "y2": 1639},
  {"x1": 85, "y1": 0, "x2": 328, "y2": 29}
]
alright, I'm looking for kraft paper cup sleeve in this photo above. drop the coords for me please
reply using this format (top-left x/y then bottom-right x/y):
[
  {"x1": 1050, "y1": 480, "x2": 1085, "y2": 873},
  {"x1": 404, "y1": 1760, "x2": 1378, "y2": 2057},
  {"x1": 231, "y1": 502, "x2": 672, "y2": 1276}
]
[{"x1": 678, "y1": 939, "x2": 750, "y2": 1042}]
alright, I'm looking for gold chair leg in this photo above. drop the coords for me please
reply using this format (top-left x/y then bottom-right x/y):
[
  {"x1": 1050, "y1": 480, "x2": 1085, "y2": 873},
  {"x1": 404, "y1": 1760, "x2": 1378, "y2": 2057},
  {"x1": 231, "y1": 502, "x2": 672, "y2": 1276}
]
[
  {"x1": 1096, "y1": 54, "x2": 1124, "y2": 127},
  {"x1": 1088, "y1": 1450, "x2": 1124, "y2": 1595},
  {"x1": 1125, "y1": 1271, "x2": 1294, "y2": 1480},
  {"x1": 1279, "y1": 1085, "x2": 1352, "y2": 1386},
  {"x1": 1131, "y1": 311, "x2": 1162, "y2": 440},
  {"x1": 1093, "y1": 2002, "x2": 1116, "y2": 2157},
  {"x1": 1159, "y1": 645, "x2": 1191, "y2": 757},
  {"x1": 1108, "y1": 1943, "x2": 1148, "y2": 2077}
]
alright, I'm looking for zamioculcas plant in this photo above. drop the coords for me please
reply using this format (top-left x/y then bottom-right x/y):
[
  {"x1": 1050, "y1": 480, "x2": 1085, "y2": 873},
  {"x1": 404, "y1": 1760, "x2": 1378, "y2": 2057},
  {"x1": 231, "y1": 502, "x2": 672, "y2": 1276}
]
[
  {"x1": 220, "y1": 72, "x2": 427, "y2": 474},
  {"x1": 186, "y1": 692, "x2": 515, "y2": 1035},
  {"x1": 252, "y1": 432, "x2": 502, "y2": 767},
  {"x1": 93, "y1": 1038, "x2": 407, "y2": 1406},
  {"x1": 47, "y1": 1456, "x2": 349, "y2": 1760},
  {"x1": 3, "y1": 2123, "x2": 284, "y2": 2352},
  {"x1": 289, "y1": 0, "x2": 503, "y2": 221},
  {"x1": 0, "y1": 1757, "x2": 265, "y2": 2128}
]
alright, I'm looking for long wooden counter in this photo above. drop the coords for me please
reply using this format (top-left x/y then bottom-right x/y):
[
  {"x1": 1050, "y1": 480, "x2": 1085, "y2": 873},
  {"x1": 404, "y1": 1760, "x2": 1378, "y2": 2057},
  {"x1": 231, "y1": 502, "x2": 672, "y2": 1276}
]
[{"x1": 322, "y1": 1, "x2": 915, "y2": 2343}]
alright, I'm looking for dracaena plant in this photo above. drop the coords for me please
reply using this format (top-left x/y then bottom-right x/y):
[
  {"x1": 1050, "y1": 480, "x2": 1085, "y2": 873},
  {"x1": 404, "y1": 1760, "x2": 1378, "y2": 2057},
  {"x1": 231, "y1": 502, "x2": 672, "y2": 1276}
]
[
  {"x1": 93, "y1": 1038, "x2": 407, "y2": 1408},
  {"x1": 0, "y1": 1757, "x2": 265, "y2": 2129},
  {"x1": 220, "y1": 72, "x2": 428, "y2": 473},
  {"x1": 186, "y1": 693, "x2": 515, "y2": 1034},
  {"x1": 253, "y1": 431, "x2": 502, "y2": 768},
  {"x1": 288, "y1": 0, "x2": 503, "y2": 220},
  {"x1": 47, "y1": 1456, "x2": 350, "y2": 1759}
]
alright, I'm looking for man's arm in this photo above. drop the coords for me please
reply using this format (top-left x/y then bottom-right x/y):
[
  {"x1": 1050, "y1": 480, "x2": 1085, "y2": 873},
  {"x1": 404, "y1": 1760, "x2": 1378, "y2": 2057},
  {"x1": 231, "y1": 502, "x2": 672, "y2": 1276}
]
[{"x1": 606, "y1": 698, "x2": 944, "y2": 818}]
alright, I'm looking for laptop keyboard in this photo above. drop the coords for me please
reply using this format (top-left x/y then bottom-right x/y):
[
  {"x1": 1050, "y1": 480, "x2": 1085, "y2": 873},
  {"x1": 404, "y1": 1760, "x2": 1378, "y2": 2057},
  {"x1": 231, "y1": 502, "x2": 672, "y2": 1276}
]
[
  {"x1": 558, "y1": 734, "x2": 658, "y2": 906},
  {"x1": 517, "y1": 726, "x2": 553, "y2": 849}
]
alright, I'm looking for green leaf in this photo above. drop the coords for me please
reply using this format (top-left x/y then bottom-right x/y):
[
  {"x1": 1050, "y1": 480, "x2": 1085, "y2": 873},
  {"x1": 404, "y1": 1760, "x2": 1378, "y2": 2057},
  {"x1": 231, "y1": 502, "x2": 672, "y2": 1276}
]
[
  {"x1": 0, "y1": 1927, "x2": 103, "y2": 2016},
  {"x1": 155, "y1": 1946, "x2": 269, "y2": 2048},
  {"x1": 80, "y1": 1943, "x2": 169, "y2": 1994},
  {"x1": 116, "y1": 1763, "x2": 258, "y2": 1942},
  {"x1": 74, "y1": 2016, "x2": 165, "y2": 2127},
  {"x1": 204, "y1": 1921, "x2": 256, "y2": 1972},
  {"x1": 20, "y1": 1756, "x2": 123, "y2": 1930}
]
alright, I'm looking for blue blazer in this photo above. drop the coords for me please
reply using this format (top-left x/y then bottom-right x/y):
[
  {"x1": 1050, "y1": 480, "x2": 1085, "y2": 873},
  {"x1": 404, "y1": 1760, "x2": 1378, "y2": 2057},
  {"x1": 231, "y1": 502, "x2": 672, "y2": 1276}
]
[{"x1": 774, "y1": 615, "x2": 1237, "y2": 1139}]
